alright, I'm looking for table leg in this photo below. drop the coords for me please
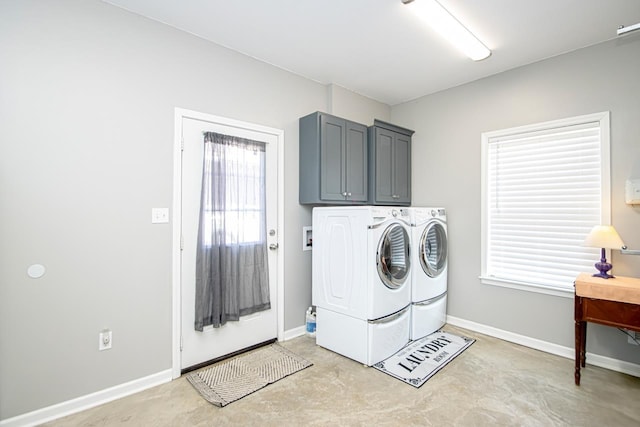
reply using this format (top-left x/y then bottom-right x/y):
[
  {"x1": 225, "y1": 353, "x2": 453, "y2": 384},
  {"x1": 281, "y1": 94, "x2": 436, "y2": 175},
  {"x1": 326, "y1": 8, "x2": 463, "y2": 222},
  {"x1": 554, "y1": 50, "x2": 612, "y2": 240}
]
[
  {"x1": 574, "y1": 320, "x2": 582, "y2": 385},
  {"x1": 580, "y1": 321, "x2": 587, "y2": 368}
]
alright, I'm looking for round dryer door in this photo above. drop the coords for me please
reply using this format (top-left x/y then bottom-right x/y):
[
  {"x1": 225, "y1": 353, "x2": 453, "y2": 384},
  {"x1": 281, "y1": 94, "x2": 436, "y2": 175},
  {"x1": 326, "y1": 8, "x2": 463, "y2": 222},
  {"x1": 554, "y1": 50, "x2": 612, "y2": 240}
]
[
  {"x1": 377, "y1": 224, "x2": 411, "y2": 289},
  {"x1": 419, "y1": 222, "x2": 447, "y2": 278}
]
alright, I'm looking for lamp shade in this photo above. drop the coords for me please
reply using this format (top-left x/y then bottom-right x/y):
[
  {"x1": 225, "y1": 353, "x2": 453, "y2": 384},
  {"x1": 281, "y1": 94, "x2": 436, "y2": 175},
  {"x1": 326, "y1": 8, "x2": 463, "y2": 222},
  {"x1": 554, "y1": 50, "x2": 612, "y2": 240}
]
[{"x1": 583, "y1": 225, "x2": 625, "y2": 249}]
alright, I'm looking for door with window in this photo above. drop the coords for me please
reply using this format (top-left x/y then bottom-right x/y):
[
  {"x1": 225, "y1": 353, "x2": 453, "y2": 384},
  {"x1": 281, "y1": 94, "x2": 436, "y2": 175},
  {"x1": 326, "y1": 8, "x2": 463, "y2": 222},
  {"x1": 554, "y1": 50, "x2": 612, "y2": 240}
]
[{"x1": 180, "y1": 115, "x2": 279, "y2": 370}]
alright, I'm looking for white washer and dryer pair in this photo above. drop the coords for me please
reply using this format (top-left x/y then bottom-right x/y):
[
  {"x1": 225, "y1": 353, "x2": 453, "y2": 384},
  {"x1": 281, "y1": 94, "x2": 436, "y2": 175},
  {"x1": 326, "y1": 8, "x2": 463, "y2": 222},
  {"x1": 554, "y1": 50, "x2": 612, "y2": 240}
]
[
  {"x1": 312, "y1": 206, "x2": 412, "y2": 366},
  {"x1": 408, "y1": 207, "x2": 448, "y2": 340}
]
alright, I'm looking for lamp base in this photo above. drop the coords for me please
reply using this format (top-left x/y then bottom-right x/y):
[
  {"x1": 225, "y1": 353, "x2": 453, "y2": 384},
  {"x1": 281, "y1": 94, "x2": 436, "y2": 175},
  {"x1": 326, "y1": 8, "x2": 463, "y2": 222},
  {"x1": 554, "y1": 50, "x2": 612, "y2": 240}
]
[
  {"x1": 593, "y1": 250, "x2": 614, "y2": 279},
  {"x1": 592, "y1": 272, "x2": 615, "y2": 279}
]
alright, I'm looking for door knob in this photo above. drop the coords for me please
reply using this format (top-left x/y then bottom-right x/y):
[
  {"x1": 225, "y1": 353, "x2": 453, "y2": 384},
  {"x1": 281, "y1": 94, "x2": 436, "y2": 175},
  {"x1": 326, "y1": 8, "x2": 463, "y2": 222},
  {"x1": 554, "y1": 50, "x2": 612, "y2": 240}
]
[{"x1": 269, "y1": 243, "x2": 279, "y2": 250}]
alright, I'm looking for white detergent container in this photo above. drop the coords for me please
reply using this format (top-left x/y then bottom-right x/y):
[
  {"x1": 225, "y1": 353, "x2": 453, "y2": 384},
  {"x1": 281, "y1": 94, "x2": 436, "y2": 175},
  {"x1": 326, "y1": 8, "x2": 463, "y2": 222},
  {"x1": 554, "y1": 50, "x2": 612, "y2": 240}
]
[{"x1": 306, "y1": 307, "x2": 316, "y2": 337}]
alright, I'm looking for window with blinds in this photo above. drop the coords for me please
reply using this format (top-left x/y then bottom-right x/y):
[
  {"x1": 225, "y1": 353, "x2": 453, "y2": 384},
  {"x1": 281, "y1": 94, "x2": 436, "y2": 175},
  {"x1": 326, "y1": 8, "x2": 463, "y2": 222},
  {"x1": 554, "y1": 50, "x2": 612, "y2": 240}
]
[{"x1": 480, "y1": 112, "x2": 610, "y2": 295}]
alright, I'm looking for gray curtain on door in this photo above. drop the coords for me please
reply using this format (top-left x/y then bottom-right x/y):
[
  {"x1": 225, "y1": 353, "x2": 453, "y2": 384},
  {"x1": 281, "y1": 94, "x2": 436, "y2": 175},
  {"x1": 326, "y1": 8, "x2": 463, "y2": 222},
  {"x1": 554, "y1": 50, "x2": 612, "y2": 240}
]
[{"x1": 194, "y1": 131, "x2": 270, "y2": 331}]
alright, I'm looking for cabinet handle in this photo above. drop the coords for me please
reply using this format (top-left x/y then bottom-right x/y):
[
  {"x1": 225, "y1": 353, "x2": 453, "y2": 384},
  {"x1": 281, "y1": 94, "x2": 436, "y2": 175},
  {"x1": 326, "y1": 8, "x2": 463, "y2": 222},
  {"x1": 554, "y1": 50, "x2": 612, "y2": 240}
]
[
  {"x1": 342, "y1": 192, "x2": 347, "y2": 197},
  {"x1": 347, "y1": 192, "x2": 352, "y2": 197},
  {"x1": 392, "y1": 194, "x2": 399, "y2": 199}
]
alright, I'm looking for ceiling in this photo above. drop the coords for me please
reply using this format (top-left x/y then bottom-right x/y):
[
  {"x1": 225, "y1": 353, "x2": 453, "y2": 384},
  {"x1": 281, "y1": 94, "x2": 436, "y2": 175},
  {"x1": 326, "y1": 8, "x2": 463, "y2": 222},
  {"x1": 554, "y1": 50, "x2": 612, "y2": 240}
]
[{"x1": 103, "y1": 0, "x2": 640, "y2": 106}]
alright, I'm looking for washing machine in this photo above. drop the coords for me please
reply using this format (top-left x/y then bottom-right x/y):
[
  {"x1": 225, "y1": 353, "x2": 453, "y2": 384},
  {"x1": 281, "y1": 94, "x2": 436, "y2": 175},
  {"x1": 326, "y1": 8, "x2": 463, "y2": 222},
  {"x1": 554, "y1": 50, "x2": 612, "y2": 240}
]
[
  {"x1": 409, "y1": 207, "x2": 448, "y2": 340},
  {"x1": 312, "y1": 206, "x2": 412, "y2": 365}
]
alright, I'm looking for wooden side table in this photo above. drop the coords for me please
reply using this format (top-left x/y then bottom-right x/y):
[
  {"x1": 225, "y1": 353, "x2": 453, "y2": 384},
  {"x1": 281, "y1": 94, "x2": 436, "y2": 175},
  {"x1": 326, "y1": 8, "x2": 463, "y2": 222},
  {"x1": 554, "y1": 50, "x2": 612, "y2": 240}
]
[{"x1": 574, "y1": 272, "x2": 640, "y2": 385}]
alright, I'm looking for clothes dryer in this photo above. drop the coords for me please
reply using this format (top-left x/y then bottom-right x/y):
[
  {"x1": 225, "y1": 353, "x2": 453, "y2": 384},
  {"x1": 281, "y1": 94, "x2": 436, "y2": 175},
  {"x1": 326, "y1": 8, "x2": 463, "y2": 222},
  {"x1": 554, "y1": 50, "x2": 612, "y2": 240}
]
[
  {"x1": 409, "y1": 207, "x2": 448, "y2": 340},
  {"x1": 312, "y1": 206, "x2": 412, "y2": 365}
]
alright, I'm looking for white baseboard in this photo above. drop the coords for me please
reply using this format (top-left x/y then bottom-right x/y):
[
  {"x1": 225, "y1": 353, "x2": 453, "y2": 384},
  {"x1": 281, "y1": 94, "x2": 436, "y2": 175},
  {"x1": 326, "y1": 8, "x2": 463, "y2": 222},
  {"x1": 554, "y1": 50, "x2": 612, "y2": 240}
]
[
  {"x1": 0, "y1": 369, "x2": 172, "y2": 427},
  {"x1": 446, "y1": 315, "x2": 640, "y2": 378},
  {"x1": 283, "y1": 325, "x2": 306, "y2": 341}
]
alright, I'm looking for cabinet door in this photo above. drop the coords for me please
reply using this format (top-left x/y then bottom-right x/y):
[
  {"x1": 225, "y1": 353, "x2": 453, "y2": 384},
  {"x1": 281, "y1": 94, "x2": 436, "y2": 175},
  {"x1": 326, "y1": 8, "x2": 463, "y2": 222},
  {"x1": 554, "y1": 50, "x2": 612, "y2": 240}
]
[
  {"x1": 345, "y1": 122, "x2": 368, "y2": 202},
  {"x1": 373, "y1": 127, "x2": 396, "y2": 203},
  {"x1": 320, "y1": 115, "x2": 346, "y2": 201},
  {"x1": 393, "y1": 132, "x2": 411, "y2": 204}
]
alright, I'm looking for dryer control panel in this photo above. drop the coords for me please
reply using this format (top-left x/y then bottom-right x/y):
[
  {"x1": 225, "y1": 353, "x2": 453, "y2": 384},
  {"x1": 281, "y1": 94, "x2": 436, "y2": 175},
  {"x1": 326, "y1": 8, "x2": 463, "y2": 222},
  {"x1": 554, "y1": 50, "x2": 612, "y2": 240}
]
[{"x1": 431, "y1": 208, "x2": 446, "y2": 217}]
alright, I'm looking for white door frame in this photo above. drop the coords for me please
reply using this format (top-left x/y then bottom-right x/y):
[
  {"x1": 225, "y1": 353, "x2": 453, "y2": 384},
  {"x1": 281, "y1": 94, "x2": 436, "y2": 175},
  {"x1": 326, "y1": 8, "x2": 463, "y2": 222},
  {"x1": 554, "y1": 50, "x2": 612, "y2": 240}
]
[{"x1": 171, "y1": 107, "x2": 285, "y2": 379}]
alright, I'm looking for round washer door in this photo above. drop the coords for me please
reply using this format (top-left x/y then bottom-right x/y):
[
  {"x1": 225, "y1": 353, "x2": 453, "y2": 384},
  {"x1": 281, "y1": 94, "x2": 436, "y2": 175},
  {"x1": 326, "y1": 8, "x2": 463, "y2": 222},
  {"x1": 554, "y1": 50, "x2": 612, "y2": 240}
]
[
  {"x1": 377, "y1": 223, "x2": 411, "y2": 289},
  {"x1": 420, "y1": 222, "x2": 447, "y2": 278}
]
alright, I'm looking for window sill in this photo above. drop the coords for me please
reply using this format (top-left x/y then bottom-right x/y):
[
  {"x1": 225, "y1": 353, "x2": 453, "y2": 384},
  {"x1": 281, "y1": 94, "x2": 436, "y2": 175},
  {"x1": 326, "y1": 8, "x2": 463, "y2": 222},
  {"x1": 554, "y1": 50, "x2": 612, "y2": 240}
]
[{"x1": 479, "y1": 276, "x2": 574, "y2": 299}]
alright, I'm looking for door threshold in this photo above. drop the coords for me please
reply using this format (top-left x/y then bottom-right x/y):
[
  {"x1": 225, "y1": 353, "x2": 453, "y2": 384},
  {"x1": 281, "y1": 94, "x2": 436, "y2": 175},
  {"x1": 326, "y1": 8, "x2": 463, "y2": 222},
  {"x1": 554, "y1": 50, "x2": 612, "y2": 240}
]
[{"x1": 180, "y1": 338, "x2": 277, "y2": 375}]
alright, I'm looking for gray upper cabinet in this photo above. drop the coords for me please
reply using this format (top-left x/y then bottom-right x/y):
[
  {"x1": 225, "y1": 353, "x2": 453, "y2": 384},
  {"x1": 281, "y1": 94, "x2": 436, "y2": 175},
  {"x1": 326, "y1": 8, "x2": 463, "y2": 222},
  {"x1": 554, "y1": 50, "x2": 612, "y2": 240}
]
[
  {"x1": 299, "y1": 112, "x2": 368, "y2": 205},
  {"x1": 368, "y1": 120, "x2": 414, "y2": 206}
]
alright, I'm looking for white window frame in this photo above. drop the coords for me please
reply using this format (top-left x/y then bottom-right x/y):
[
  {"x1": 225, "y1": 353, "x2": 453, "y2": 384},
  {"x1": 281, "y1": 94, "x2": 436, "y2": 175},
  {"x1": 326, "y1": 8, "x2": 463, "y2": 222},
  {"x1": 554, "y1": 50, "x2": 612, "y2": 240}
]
[{"x1": 480, "y1": 112, "x2": 611, "y2": 298}]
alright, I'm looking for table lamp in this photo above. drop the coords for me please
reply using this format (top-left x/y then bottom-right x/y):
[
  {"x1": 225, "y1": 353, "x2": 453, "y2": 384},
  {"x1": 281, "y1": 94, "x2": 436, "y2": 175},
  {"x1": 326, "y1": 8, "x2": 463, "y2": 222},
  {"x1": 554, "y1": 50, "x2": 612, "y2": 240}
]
[{"x1": 583, "y1": 225, "x2": 625, "y2": 279}]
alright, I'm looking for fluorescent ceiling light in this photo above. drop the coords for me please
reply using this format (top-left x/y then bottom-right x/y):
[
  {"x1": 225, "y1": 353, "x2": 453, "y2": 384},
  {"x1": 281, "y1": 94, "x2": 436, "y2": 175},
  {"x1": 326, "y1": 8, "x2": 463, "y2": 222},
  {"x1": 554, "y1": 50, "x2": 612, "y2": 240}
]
[
  {"x1": 402, "y1": 0, "x2": 491, "y2": 61},
  {"x1": 617, "y1": 22, "x2": 640, "y2": 36}
]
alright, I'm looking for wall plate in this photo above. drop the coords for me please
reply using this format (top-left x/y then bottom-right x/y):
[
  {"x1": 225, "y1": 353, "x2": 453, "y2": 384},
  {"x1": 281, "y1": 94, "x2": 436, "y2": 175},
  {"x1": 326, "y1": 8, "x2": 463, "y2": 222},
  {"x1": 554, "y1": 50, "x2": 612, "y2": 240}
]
[
  {"x1": 302, "y1": 226, "x2": 312, "y2": 251},
  {"x1": 625, "y1": 179, "x2": 640, "y2": 204},
  {"x1": 151, "y1": 208, "x2": 169, "y2": 224}
]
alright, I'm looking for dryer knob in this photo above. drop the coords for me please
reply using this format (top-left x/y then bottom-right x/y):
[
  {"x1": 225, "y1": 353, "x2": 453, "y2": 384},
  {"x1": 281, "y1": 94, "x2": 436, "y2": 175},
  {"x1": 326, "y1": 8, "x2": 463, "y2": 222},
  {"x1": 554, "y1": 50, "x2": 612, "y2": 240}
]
[
  {"x1": 392, "y1": 210, "x2": 398, "y2": 217},
  {"x1": 431, "y1": 210, "x2": 437, "y2": 217}
]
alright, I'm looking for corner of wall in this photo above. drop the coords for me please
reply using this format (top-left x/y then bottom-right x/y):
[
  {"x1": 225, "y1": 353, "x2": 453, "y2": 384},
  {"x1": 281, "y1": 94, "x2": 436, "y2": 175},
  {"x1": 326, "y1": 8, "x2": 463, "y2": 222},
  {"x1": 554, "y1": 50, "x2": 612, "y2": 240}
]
[{"x1": 325, "y1": 84, "x2": 391, "y2": 124}]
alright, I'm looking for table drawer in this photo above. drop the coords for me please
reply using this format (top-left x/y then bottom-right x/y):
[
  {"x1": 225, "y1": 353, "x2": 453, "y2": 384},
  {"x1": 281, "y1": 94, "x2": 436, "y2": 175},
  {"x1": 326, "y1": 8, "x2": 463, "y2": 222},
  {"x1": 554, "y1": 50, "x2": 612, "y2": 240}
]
[{"x1": 583, "y1": 298, "x2": 640, "y2": 331}]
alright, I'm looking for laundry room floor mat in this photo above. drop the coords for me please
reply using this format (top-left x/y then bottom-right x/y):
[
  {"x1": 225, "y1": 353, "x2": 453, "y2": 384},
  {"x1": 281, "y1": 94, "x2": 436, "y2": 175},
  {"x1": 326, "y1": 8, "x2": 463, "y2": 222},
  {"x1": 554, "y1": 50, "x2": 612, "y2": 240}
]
[
  {"x1": 185, "y1": 344, "x2": 312, "y2": 407},
  {"x1": 373, "y1": 331, "x2": 475, "y2": 388}
]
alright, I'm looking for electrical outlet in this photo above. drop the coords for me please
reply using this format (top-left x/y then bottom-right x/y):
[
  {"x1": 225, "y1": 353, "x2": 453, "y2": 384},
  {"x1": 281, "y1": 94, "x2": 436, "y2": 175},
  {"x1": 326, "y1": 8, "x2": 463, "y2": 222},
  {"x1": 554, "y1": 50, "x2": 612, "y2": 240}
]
[{"x1": 99, "y1": 329, "x2": 112, "y2": 351}]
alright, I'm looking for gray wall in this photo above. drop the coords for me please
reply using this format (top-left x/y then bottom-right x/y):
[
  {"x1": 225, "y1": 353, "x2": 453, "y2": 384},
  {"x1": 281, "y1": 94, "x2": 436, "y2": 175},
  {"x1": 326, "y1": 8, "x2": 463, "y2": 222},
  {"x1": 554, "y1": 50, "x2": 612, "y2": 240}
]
[
  {"x1": 0, "y1": 0, "x2": 386, "y2": 420},
  {"x1": 392, "y1": 35, "x2": 640, "y2": 363},
  {"x1": 327, "y1": 84, "x2": 391, "y2": 126}
]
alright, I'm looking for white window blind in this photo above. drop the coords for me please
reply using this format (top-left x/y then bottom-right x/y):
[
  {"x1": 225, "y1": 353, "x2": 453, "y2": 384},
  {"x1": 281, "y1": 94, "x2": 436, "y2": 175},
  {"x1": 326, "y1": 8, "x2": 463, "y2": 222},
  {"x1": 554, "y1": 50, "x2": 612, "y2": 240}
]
[{"x1": 481, "y1": 113, "x2": 610, "y2": 294}]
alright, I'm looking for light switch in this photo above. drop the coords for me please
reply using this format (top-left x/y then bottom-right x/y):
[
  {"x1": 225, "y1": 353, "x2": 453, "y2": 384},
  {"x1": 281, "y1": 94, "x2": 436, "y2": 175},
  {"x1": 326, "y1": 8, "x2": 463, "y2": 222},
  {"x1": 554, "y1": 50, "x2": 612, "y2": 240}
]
[{"x1": 151, "y1": 208, "x2": 169, "y2": 224}]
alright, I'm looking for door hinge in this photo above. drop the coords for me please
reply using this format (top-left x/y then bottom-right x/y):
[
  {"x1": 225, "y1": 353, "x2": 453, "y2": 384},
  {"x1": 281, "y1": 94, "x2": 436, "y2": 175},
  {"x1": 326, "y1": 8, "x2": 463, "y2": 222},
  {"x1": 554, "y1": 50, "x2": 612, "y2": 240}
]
[
  {"x1": 180, "y1": 335, "x2": 183, "y2": 351},
  {"x1": 180, "y1": 235, "x2": 184, "y2": 251},
  {"x1": 181, "y1": 136, "x2": 184, "y2": 152}
]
